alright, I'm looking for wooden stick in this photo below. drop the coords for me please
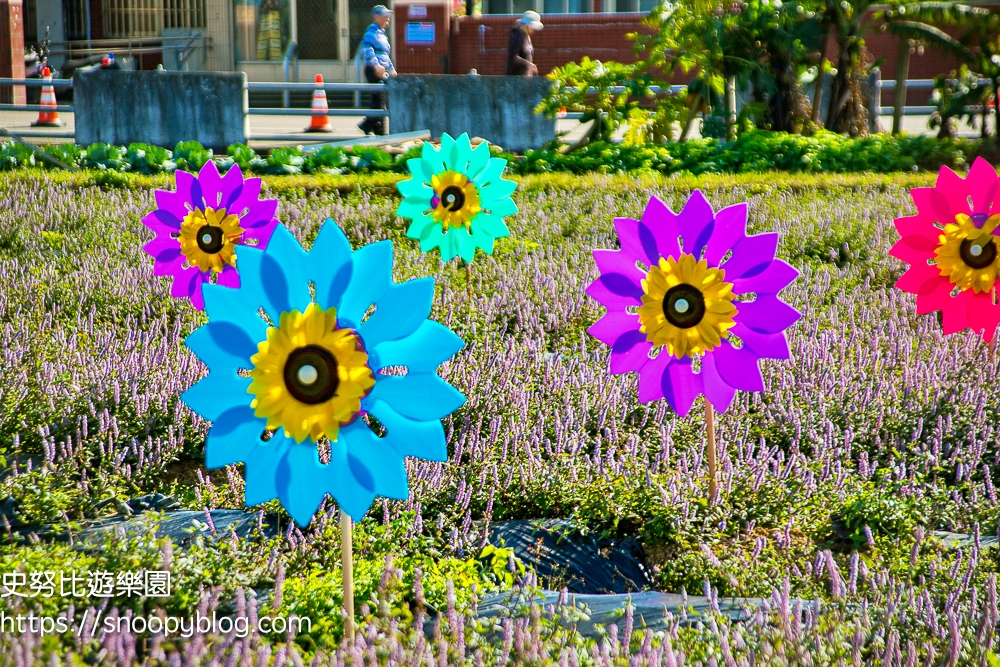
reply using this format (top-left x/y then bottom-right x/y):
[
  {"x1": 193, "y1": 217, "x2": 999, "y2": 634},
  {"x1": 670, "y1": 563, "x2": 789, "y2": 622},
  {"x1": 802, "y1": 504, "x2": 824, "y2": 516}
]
[
  {"x1": 466, "y1": 263, "x2": 473, "y2": 286},
  {"x1": 705, "y1": 397, "x2": 718, "y2": 502},
  {"x1": 341, "y1": 510, "x2": 355, "y2": 642}
]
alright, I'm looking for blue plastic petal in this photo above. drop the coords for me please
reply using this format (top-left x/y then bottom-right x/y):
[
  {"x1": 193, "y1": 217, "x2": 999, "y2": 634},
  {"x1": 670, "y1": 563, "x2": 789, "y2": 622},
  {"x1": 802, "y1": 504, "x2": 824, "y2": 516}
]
[
  {"x1": 398, "y1": 177, "x2": 432, "y2": 198},
  {"x1": 439, "y1": 133, "x2": 459, "y2": 170},
  {"x1": 328, "y1": 427, "x2": 378, "y2": 521},
  {"x1": 407, "y1": 157, "x2": 431, "y2": 182},
  {"x1": 470, "y1": 224, "x2": 495, "y2": 256},
  {"x1": 202, "y1": 283, "x2": 269, "y2": 344},
  {"x1": 398, "y1": 198, "x2": 433, "y2": 220},
  {"x1": 309, "y1": 220, "x2": 355, "y2": 310},
  {"x1": 204, "y1": 406, "x2": 265, "y2": 468},
  {"x1": 244, "y1": 435, "x2": 293, "y2": 506},
  {"x1": 472, "y1": 213, "x2": 510, "y2": 239},
  {"x1": 368, "y1": 399, "x2": 447, "y2": 462},
  {"x1": 370, "y1": 320, "x2": 465, "y2": 373},
  {"x1": 455, "y1": 229, "x2": 476, "y2": 263},
  {"x1": 185, "y1": 321, "x2": 261, "y2": 373},
  {"x1": 421, "y1": 143, "x2": 446, "y2": 177},
  {"x1": 406, "y1": 217, "x2": 435, "y2": 240},
  {"x1": 338, "y1": 240, "x2": 393, "y2": 327},
  {"x1": 466, "y1": 141, "x2": 491, "y2": 180},
  {"x1": 182, "y1": 372, "x2": 252, "y2": 422},
  {"x1": 473, "y1": 158, "x2": 507, "y2": 188},
  {"x1": 479, "y1": 179, "x2": 517, "y2": 202},
  {"x1": 277, "y1": 444, "x2": 333, "y2": 526},
  {"x1": 230, "y1": 240, "x2": 308, "y2": 322},
  {"x1": 341, "y1": 421, "x2": 409, "y2": 500},
  {"x1": 357, "y1": 277, "x2": 434, "y2": 347},
  {"x1": 364, "y1": 374, "x2": 466, "y2": 421},
  {"x1": 487, "y1": 197, "x2": 518, "y2": 217}
]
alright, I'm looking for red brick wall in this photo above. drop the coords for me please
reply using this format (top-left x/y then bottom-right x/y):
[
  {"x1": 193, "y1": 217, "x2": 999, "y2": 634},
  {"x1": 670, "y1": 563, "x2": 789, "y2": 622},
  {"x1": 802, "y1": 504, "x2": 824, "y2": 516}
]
[
  {"x1": 0, "y1": 0, "x2": 25, "y2": 104},
  {"x1": 394, "y1": 2, "x2": 452, "y2": 74},
  {"x1": 396, "y1": 10, "x2": 980, "y2": 106},
  {"x1": 447, "y1": 13, "x2": 651, "y2": 76}
]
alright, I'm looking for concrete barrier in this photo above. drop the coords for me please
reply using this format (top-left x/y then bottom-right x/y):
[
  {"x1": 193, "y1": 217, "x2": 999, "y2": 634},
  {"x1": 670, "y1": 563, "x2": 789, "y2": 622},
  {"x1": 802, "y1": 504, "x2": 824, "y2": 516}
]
[
  {"x1": 73, "y1": 70, "x2": 248, "y2": 150},
  {"x1": 386, "y1": 75, "x2": 555, "y2": 153}
]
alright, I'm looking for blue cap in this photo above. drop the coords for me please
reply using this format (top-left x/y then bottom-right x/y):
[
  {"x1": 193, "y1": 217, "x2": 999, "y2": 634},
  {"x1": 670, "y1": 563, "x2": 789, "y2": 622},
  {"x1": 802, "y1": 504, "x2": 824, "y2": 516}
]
[{"x1": 372, "y1": 4, "x2": 393, "y2": 15}]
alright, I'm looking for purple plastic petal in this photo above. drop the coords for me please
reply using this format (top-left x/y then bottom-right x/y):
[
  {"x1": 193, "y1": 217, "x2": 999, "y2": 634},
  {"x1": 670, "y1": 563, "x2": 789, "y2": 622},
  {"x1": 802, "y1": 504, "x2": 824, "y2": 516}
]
[
  {"x1": 731, "y1": 322, "x2": 790, "y2": 360},
  {"x1": 721, "y1": 233, "x2": 779, "y2": 281},
  {"x1": 660, "y1": 358, "x2": 703, "y2": 417},
  {"x1": 216, "y1": 264, "x2": 241, "y2": 289},
  {"x1": 586, "y1": 273, "x2": 644, "y2": 307},
  {"x1": 614, "y1": 217, "x2": 661, "y2": 267},
  {"x1": 712, "y1": 342, "x2": 764, "y2": 392},
  {"x1": 143, "y1": 209, "x2": 182, "y2": 234},
  {"x1": 678, "y1": 190, "x2": 715, "y2": 258},
  {"x1": 704, "y1": 203, "x2": 747, "y2": 266},
  {"x1": 198, "y1": 160, "x2": 225, "y2": 208},
  {"x1": 154, "y1": 189, "x2": 190, "y2": 222},
  {"x1": 734, "y1": 296, "x2": 800, "y2": 334},
  {"x1": 641, "y1": 196, "x2": 682, "y2": 260},
  {"x1": 175, "y1": 170, "x2": 206, "y2": 211},
  {"x1": 171, "y1": 267, "x2": 201, "y2": 300},
  {"x1": 637, "y1": 352, "x2": 671, "y2": 403},
  {"x1": 589, "y1": 311, "x2": 641, "y2": 346},
  {"x1": 593, "y1": 249, "x2": 644, "y2": 286},
  {"x1": 609, "y1": 331, "x2": 652, "y2": 374},
  {"x1": 700, "y1": 352, "x2": 736, "y2": 414},
  {"x1": 730, "y1": 259, "x2": 798, "y2": 296}
]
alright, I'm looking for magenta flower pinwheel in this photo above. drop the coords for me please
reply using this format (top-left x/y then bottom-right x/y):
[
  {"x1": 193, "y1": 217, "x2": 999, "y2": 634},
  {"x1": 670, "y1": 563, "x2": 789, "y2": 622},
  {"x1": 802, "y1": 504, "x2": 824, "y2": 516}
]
[
  {"x1": 142, "y1": 161, "x2": 280, "y2": 310},
  {"x1": 180, "y1": 220, "x2": 466, "y2": 526},
  {"x1": 587, "y1": 191, "x2": 800, "y2": 417},
  {"x1": 891, "y1": 157, "x2": 1000, "y2": 342}
]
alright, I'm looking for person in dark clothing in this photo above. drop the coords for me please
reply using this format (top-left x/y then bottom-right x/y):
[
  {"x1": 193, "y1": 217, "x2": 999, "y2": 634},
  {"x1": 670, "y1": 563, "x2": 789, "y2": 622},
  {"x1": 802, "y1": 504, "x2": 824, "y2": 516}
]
[
  {"x1": 505, "y1": 11, "x2": 542, "y2": 76},
  {"x1": 359, "y1": 5, "x2": 396, "y2": 136}
]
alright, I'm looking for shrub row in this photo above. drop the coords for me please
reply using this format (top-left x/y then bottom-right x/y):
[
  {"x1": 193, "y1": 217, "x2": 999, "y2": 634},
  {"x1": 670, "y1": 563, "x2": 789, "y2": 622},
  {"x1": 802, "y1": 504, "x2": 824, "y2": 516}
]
[{"x1": 1, "y1": 131, "x2": 995, "y2": 177}]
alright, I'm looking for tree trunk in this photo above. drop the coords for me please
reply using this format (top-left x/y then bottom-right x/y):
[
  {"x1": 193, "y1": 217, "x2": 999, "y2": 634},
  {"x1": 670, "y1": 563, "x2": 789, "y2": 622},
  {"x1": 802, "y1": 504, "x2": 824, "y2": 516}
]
[
  {"x1": 812, "y1": 31, "x2": 830, "y2": 126},
  {"x1": 892, "y1": 38, "x2": 910, "y2": 135},
  {"x1": 680, "y1": 93, "x2": 703, "y2": 143},
  {"x1": 725, "y1": 75, "x2": 737, "y2": 141}
]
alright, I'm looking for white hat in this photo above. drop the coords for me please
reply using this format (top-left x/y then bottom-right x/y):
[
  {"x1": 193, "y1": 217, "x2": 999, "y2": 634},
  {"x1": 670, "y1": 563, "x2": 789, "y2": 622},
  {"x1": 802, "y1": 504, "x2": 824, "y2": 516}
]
[{"x1": 517, "y1": 10, "x2": 543, "y2": 28}]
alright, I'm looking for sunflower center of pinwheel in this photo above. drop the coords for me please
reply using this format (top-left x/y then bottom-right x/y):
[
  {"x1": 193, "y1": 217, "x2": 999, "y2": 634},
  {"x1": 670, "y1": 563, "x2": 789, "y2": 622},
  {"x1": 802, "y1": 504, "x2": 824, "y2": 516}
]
[
  {"x1": 934, "y1": 214, "x2": 1000, "y2": 294},
  {"x1": 430, "y1": 170, "x2": 482, "y2": 231},
  {"x1": 248, "y1": 303, "x2": 376, "y2": 443},
  {"x1": 178, "y1": 207, "x2": 243, "y2": 274},
  {"x1": 662, "y1": 285, "x2": 707, "y2": 329},
  {"x1": 440, "y1": 185, "x2": 466, "y2": 212},
  {"x1": 283, "y1": 345, "x2": 340, "y2": 405},
  {"x1": 196, "y1": 224, "x2": 225, "y2": 255},
  {"x1": 959, "y1": 237, "x2": 997, "y2": 270},
  {"x1": 637, "y1": 254, "x2": 737, "y2": 360}
]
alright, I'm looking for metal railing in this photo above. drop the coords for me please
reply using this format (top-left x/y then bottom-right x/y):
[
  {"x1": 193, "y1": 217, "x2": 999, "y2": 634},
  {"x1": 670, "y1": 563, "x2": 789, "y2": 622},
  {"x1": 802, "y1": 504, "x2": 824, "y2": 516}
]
[{"x1": 876, "y1": 78, "x2": 994, "y2": 116}]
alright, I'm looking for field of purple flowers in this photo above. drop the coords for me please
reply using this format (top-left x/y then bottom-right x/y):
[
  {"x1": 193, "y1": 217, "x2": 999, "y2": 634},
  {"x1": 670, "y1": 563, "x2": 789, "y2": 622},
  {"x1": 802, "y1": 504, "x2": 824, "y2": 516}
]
[{"x1": 0, "y1": 170, "x2": 999, "y2": 666}]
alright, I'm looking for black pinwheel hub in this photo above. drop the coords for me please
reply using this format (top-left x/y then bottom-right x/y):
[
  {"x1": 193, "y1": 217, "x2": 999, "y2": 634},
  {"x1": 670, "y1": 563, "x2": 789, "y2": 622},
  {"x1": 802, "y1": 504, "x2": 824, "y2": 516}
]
[
  {"x1": 960, "y1": 237, "x2": 997, "y2": 270},
  {"x1": 662, "y1": 284, "x2": 707, "y2": 329},
  {"x1": 440, "y1": 185, "x2": 466, "y2": 212},
  {"x1": 196, "y1": 225, "x2": 225, "y2": 254},
  {"x1": 284, "y1": 345, "x2": 340, "y2": 405}
]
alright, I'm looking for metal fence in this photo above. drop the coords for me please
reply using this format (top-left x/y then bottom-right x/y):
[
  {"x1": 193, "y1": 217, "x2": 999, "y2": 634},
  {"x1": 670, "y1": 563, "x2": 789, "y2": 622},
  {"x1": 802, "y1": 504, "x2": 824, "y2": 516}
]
[{"x1": 0, "y1": 76, "x2": 992, "y2": 144}]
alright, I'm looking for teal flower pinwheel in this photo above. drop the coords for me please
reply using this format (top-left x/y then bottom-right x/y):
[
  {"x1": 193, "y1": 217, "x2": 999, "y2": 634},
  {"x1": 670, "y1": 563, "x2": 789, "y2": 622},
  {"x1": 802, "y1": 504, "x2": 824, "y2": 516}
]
[
  {"x1": 396, "y1": 132, "x2": 518, "y2": 263},
  {"x1": 180, "y1": 220, "x2": 467, "y2": 526}
]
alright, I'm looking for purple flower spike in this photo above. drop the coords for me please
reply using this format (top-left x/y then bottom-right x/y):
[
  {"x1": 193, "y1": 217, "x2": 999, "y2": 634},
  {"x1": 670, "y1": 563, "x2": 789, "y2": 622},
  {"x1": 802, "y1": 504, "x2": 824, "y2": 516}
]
[
  {"x1": 141, "y1": 161, "x2": 280, "y2": 310},
  {"x1": 586, "y1": 191, "x2": 800, "y2": 417}
]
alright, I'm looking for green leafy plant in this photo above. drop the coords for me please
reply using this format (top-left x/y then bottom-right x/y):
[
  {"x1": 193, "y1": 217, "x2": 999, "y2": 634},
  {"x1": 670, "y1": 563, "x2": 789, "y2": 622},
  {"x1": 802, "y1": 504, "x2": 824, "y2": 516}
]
[
  {"x1": 173, "y1": 140, "x2": 212, "y2": 172},
  {"x1": 126, "y1": 143, "x2": 176, "y2": 174}
]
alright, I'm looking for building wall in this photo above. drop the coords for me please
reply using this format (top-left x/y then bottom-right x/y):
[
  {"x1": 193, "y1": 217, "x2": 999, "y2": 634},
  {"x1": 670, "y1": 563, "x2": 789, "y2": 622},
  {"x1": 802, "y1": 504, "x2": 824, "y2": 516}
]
[{"x1": 205, "y1": 0, "x2": 233, "y2": 70}]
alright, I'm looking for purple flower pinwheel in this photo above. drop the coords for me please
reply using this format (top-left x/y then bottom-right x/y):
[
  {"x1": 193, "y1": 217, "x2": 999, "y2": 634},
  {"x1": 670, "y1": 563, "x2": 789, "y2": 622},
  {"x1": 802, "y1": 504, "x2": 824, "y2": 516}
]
[
  {"x1": 587, "y1": 191, "x2": 800, "y2": 417},
  {"x1": 142, "y1": 161, "x2": 280, "y2": 310}
]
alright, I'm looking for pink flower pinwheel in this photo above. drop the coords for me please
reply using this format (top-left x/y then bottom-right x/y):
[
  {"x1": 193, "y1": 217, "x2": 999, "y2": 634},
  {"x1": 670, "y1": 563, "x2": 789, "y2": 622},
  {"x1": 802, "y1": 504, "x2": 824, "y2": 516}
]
[
  {"x1": 891, "y1": 157, "x2": 1000, "y2": 342},
  {"x1": 142, "y1": 161, "x2": 280, "y2": 310},
  {"x1": 587, "y1": 191, "x2": 800, "y2": 417}
]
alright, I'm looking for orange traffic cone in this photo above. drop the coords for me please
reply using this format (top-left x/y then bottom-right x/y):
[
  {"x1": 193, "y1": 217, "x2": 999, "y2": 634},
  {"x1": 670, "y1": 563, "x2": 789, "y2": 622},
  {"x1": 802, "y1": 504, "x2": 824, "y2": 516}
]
[
  {"x1": 305, "y1": 74, "x2": 333, "y2": 133},
  {"x1": 32, "y1": 67, "x2": 63, "y2": 127}
]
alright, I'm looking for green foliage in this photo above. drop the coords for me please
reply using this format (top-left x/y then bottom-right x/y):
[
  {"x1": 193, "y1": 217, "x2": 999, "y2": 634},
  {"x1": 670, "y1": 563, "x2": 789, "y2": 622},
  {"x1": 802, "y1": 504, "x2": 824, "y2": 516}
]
[
  {"x1": 173, "y1": 140, "x2": 212, "y2": 172},
  {"x1": 265, "y1": 147, "x2": 305, "y2": 175},
  {"x1": 834, "y1": 476, "x2": 926, "y2": 547},
  {"x1": 227, "y1": 143, "x2": 268, "y2": 172},
  {"x1": 303, "y1": 145, "x2": 349, "y2": 174},
  {"x1": 82, "y1": 143, "x2": 126, "y2": 171},
  {"x1": 126, "y1": 143, "x2": 176, "y2": 174}
]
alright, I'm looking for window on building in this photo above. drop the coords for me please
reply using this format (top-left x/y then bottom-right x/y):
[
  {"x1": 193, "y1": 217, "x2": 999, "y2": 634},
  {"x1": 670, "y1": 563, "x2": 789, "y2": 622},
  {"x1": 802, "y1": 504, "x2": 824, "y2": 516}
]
[
  {"x1": 234, "y1": 0, "x2": 291, "y2": 61},
  {"x1": 297, "y1": 0, "x2": 338, "y2": 59},
  {"x1": 543, "y1": 0, "x2": 591, "y2": 12},
  {"x1": 609, "y1": 0, "x2": 655, "y2": 10}
]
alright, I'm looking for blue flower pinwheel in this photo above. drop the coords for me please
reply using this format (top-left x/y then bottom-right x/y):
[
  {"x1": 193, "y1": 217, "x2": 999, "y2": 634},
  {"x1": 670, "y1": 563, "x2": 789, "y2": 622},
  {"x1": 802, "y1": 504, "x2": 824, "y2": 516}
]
[
  {"x1": 396, "y1": 132, "x2": 518, "y2": 264},
  {"x1": 180, "y1": 220, "x2": 467, "y2": 526}
]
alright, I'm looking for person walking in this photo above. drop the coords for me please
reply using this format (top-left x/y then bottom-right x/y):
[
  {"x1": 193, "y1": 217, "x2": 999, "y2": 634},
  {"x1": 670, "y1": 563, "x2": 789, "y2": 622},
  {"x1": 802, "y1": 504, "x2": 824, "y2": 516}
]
[
  {"x1": 359, "y1": 5, "x2": 396, "y2": 136},
  {"x1": 505, "y1": 10, "x2": 542, "y2": 77}
]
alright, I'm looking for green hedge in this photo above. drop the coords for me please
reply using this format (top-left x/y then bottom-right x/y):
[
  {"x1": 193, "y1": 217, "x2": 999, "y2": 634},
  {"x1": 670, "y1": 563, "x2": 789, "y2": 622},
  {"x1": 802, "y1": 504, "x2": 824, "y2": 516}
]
[{"x1": 2, "y1": 131, "x2": 995, "y2": 177}]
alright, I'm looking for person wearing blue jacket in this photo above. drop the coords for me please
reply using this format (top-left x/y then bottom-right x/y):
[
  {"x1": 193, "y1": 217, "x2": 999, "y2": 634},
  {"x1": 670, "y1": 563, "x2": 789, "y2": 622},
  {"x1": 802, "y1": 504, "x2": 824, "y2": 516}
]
[{"x1": 359, "y1": 5, "x2": 396, "y2": 136}]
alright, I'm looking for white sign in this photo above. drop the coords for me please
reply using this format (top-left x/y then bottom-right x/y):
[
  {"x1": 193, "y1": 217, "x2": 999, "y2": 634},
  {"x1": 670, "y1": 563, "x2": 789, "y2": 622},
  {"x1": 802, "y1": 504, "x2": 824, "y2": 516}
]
[{"x1": 408, "y1": 4, "x2": 427, "y2": 17}]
